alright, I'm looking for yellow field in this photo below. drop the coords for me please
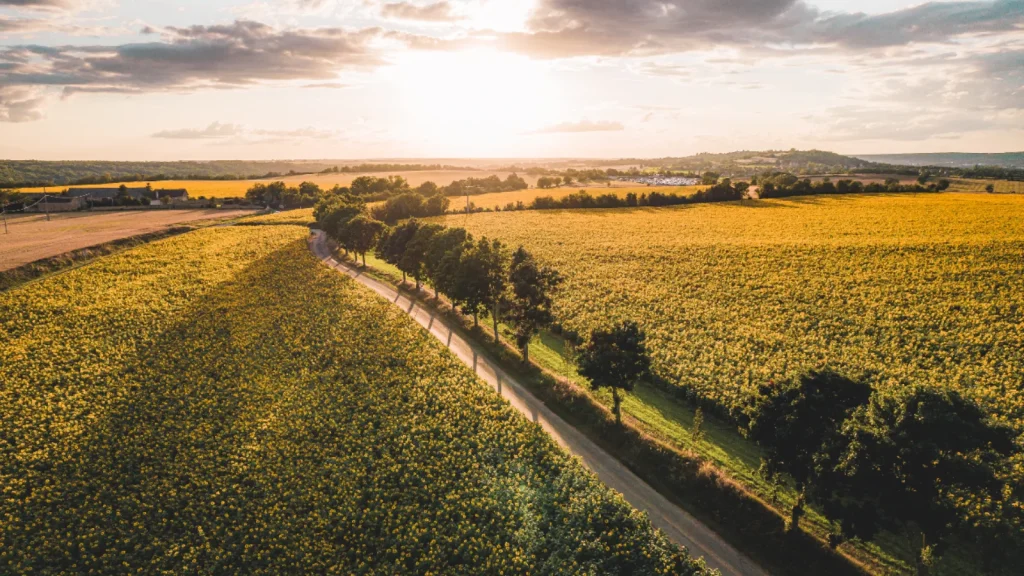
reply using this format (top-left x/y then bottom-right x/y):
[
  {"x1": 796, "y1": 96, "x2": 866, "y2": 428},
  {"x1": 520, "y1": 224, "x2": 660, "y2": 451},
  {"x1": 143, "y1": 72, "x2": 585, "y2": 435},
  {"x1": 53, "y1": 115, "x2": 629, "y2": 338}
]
[
  {"x1": 947, "y1": 178, "x2": 1024, "y2": 193},
  {"x1": 20, "y1": 170, "x2": 541, "y2": 199},
  {"x1": 465, "y1": 185, "x2": 708, "y2": 210}
]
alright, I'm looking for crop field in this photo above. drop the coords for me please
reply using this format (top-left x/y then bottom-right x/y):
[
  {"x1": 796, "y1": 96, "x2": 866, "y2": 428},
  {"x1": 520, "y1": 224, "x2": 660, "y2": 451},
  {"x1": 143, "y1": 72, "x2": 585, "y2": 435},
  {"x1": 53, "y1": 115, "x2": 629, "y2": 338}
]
[
  {"x1": 463, "y1": 185, "x2": 709, "y2": 211},
  {"x1": 238, "y1": 208, "x2": 316, "y2": 226},
  {"x1": 19, "y1": 170, "x2": 539, "y2": 199},
  {"x1": 947, "y1": 179, "x2": 1024, "y2": 193},
  {"x1": 439, "y1": 193, "x2": 1024, "y2": 442},
  {"x1": 0, "y1": 225, "x2": 705, "y2": 574},
  {"x1": 0, "y1": 208, "x2": 257, "y2": 272}
]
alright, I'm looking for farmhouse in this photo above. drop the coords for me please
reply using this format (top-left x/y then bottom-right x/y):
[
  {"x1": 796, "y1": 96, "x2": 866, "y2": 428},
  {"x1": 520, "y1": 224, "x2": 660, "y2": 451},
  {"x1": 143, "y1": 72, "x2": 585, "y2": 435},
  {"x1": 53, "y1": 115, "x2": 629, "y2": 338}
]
[
  {"x1": 152, "y1": 189, "x2": 189, "y2": 204},
  {"x1": 64, "y1": 186, "x2": 191, "y2": 204},
  {"x1": 66, "y1": 187, "x2": 148, "y2": 201},
  {"x1": 26, "y1": 195, "x2": 86, "y2": 213}
]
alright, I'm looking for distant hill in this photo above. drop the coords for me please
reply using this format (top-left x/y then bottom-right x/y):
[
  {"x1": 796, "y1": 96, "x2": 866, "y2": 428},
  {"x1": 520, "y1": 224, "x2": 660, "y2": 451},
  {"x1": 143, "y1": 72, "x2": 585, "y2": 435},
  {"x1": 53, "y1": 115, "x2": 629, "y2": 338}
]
[
  {"x1": 854, "y1": 152, "x2": 1024, "y2": 169},
  {"x1": 0, "y1": 160, "x2": 474, "y2": 188},
  {"x1": 630, "y1": 149, "x2": 876, "y2": 176}
]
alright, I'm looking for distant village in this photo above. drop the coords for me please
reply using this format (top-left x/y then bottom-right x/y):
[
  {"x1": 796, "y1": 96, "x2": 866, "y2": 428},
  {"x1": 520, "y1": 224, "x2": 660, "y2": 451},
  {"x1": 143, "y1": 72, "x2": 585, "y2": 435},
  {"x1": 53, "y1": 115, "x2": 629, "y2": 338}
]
[
  {"x1": 20, "y1": 185, "x2": 199, "y2": 213},
  {"x1": 619, "y1": 175, "x2": 701, "y2": 187}
]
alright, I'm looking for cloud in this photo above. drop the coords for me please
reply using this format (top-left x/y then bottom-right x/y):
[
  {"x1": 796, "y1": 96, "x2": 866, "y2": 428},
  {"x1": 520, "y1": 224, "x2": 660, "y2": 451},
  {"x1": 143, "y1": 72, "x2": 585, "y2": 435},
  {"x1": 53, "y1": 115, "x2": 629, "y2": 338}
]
[
  {"x1": 0, "y1": 0, "x2": 76, "y2": 8},
  {"x1": 0, "y1": 86, "x2": 46, "y2": 122},
  {"x1": 380, "y1": 1, "x2": 462, "y2": 22},
  {"x1": 0, "y1": 20, "x2": 387, "y2": 120},
  {"x1": 492, "y1": 0, "x2": 1024, "y2": 58},
  {"x1": 152, "y1": 122, "x2": 245, "y2": 139},
  {"x1": 530, "y1": 120, "x2": 625, "y2": 134},
  {"x1": 151, "y1": 122, "x2": 339, "y2": 142},
  {"x1": 0, "y1": 17, "x2": 46, "y2": 33}
]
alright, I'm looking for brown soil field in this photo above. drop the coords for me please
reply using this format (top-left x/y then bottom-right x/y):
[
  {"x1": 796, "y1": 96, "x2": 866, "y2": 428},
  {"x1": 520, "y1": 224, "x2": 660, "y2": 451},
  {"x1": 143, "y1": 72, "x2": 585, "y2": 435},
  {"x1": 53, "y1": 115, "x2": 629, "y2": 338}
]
[{"x1": 0, "y1": 209, "x2": 257, "y2": 272}]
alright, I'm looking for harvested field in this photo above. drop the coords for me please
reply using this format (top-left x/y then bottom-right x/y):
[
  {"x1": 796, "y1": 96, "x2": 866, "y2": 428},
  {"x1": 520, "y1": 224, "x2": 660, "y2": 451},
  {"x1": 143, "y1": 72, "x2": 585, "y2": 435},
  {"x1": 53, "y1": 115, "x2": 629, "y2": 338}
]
[{"x1": 0, "y1": 209, "x2": 256, "y2": 271}]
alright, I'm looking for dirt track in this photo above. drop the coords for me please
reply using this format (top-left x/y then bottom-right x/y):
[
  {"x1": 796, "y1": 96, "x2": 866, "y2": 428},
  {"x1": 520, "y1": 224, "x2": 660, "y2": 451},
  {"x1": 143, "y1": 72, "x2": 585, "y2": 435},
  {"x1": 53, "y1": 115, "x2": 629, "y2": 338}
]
[{"x1": 0, "y1": 209, "x2": 257, "y2": 272}]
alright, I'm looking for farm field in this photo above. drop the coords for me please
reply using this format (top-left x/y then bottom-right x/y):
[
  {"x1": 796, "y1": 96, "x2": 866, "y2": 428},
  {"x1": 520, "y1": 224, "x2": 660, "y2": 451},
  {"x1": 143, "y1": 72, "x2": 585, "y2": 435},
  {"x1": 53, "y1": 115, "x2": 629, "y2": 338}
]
[
  {"x1": 464, "y1": 185, "x2": 709, "y2": 211},
  {"x1": 0, "y1": 208, "x2": 257, "y2": 272},
  {"x1": 438, "y1": 192, "x2": 1024, "y2": 453},
  {"x1": 947, "y1": 178, "x2": 1024, "y2": 193},
  {"x1": 0, "y1": 224, "x2": 707, "y2": 575},
  {"x1": 19, "y1": 170, "x2": 541, "y2": 199}
]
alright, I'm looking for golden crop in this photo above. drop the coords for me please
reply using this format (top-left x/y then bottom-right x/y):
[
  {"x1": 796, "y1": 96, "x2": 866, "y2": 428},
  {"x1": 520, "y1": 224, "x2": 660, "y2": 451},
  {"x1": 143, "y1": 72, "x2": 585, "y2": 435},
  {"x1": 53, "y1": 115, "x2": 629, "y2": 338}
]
[
  {"x1": 0, "y1": 225, "x2": 705, "y2": 574},
  {"x1": 438, "y1": 193, "x2": 1024, "y2": 437}
]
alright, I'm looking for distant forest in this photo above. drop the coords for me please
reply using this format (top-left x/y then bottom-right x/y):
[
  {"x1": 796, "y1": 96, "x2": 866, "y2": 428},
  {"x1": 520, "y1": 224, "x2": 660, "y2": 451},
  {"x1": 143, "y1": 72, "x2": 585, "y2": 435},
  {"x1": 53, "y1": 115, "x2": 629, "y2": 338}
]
[{"x1": 0, "y1": 161, "x2": 473, "y2": 188}]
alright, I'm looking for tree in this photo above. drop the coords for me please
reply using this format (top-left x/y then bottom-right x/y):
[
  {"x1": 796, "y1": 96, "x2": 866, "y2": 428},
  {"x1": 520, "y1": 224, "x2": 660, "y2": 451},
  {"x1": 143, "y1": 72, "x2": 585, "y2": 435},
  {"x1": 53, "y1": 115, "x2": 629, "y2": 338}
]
[
  {"x1": 424, "y1": 227, "x2": 471, "y2": 300},
  {"x1": 577, "y1": 320, "x2": 651, "y2": 426},
  {"x1": 377, "y1": 219, "x2": 420, "y2": 284},
  {"x1": 562, "y1": 175, "x2": 574, "y2": 187},
  {"x1": 345, "y1": 215, "x2": 386, "y2": 266},
  {"x1": 453, "y1": 238, "x2": 508, "y2": 338},
  {"x1": 405, "y1": 223, "x2": 443, "y2": 291},
  {"x1": 821, "y1": 387, "x2": 1015, "y2": 575},
  {"x1": 985, "y1": 183, "x2": 995, "y2": 193},
  {"x1": 701, "y1": 172, "x2": 720, "y2": 185},
  {"x1": 745, "y1": 369, "x2": 871, "y2": 533},
  {"x1": 505, "y1": 247, "x2": 563, "y2": 363},
  {"x1": 315, "y1": 193, "x2": 366, "y2": 256}
]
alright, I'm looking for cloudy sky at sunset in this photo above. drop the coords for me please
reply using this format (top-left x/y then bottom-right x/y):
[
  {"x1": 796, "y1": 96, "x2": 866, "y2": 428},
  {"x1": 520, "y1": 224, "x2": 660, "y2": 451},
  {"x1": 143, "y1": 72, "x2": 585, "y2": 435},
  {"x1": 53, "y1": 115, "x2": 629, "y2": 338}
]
[{"x1": 0, "y1": 0, "x2": 1021, "y2": 160}]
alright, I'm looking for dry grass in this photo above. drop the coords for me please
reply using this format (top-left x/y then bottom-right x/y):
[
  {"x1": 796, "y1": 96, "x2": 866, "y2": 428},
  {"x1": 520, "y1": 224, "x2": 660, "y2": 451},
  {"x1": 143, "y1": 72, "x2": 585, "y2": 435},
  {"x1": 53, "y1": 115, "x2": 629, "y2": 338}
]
[{"x1": 0, "y1": 209, "x2": 256, "y2": 271}]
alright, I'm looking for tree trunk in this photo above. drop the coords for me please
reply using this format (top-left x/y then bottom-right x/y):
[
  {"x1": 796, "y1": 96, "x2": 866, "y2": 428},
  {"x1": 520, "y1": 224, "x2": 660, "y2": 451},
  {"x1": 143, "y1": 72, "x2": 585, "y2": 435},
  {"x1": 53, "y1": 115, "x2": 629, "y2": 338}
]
[
  {"x1": 612, "y1": 387, "x2": 622, "y2": 425},
  {"x1": 362, "y1": 253, "x2": 366, "y2": 267},
  {"x1": 402, "y1": 270, "x2": 406, "y2": 283},
  {"x1": 522, "y1": 342, "x2": 529, "y2": 364},
  {"x1": 415, "y1": 276, "x2": 421, "y2": 291},
  {"x1": 789, "y1": 491, "x2": 805, "y2": 533},
  {"x1": 492, "y1": 303, "x2": 500, "y2": 342},
  {"x1": 914, "y1": 532, "x2": 930, "y2": 576},
  {"x1": 434, "y1": 287, "x2": 439, "y2": 300},
  {"x1": 473, "y1": 312, "x2": 478, "y2": 327}
]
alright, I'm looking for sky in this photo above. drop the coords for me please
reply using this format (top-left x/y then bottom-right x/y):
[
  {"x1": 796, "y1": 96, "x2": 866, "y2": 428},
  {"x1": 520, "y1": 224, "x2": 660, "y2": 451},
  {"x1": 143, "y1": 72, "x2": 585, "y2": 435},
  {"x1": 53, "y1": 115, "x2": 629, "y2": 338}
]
[{"x1": 0, "y1": 0, "x2": 1021, "y2": 160}]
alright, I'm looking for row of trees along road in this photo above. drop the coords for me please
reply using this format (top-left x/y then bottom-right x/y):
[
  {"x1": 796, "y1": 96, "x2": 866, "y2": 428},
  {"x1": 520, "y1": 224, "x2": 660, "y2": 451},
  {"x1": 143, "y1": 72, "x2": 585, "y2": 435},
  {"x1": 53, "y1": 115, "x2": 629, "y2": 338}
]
[
  {"x1": 315, "y1": 195, "x2": 656, "y2": 429},
  {"x1": 744, "y1": 370, "x2": 1018, "y2": 575},
  {"x1": 316, "y1": 191, "x2": 1021, "y2": 575}
]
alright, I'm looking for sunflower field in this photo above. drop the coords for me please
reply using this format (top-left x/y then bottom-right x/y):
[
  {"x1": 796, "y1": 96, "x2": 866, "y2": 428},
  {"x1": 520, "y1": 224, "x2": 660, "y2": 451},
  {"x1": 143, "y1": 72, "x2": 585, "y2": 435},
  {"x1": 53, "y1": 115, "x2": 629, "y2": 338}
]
[
  {"x1": 0, "y1": 225, "x2": 707, "y2": 575},
  {"x1": 437, "y1": 193, "x2": 1024, "y2": 439}
]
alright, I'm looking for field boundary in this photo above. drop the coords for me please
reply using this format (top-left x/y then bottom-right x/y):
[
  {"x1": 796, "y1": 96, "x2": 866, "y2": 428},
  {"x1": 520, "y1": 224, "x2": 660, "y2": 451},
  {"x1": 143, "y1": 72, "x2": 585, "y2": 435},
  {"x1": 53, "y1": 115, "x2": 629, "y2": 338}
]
[
  {"x1": 310, "y1": 232, "x2": 872, "y2": 576},
  {"x1": 0, "y1": 227, "x2": 195, "y2": 292}
]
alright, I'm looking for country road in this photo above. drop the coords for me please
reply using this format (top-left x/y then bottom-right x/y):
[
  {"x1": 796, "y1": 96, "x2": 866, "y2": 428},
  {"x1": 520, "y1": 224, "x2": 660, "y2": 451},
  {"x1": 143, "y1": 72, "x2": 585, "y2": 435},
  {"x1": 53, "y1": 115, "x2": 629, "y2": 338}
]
[{"x1": 310, "y1": 231, "x2": 769, "y2": 576}]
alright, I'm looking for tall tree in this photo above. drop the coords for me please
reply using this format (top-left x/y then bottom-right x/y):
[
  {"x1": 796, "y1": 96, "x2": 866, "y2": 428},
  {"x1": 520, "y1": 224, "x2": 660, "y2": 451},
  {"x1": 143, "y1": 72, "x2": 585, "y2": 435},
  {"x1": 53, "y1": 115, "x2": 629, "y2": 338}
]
[
  {"x1": 745, "y1": 369, "x2": 872, "y2": 533},
  {"x1": 345, "y1": 215, "x2": 387, "y2": 266},
  {"x1": 452, "y1": 238, "x2": 508, "y2": 336},
  {"x1": 576, "y1": 320, "x2": 651, "y2": 426},
  {"x1": 504, "y1": 247, "x2": 562, "y2": 363},
  {"x1": 822, "y1": 387, "x2": 1015, "y2": 575},
  {"x1": 405, "y1": 223, "x2": 443, "y2": 291},
  {"x1": 424, "y1": 227, "x2": 471, "y2": 300},
  {"x1": 377, "y1": 219, "x2": 420, "y2": 284}
]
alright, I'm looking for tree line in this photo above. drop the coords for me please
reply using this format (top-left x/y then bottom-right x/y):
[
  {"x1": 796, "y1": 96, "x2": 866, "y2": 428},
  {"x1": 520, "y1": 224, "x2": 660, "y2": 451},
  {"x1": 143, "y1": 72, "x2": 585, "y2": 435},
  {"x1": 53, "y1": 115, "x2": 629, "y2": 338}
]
[
  {"x1": 315, "y1": 194, "x2": 655, "y2": 416},
  {"x1": 755, "y1": 172, "x2": 950, "y2": 198}
]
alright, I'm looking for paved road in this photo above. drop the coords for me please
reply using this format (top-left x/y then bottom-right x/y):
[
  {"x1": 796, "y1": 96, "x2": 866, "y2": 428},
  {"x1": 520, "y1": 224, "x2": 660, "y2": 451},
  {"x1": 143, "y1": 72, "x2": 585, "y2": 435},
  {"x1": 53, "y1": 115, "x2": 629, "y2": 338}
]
[{"x1": 310, "y1": 231, "x2": 768, "y2": 576}]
